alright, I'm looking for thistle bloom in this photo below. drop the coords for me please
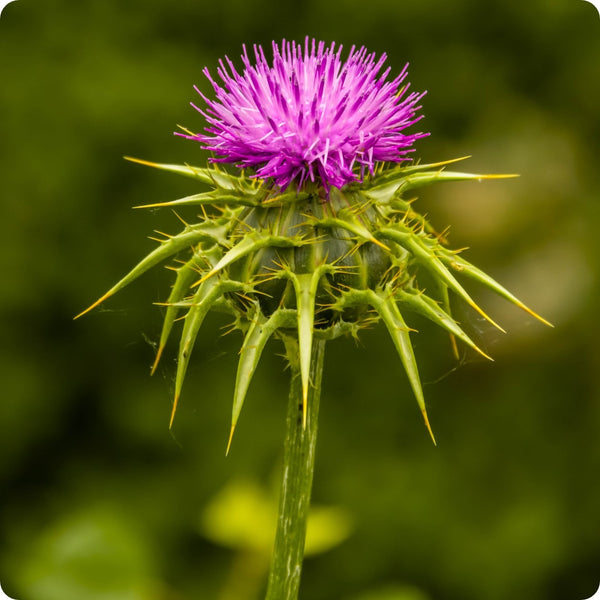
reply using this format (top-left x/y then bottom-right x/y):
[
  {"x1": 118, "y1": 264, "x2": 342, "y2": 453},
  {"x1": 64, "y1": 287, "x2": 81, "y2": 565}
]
[{"x1": 179, "y1": 39, "x2": 428, "y2": 191}]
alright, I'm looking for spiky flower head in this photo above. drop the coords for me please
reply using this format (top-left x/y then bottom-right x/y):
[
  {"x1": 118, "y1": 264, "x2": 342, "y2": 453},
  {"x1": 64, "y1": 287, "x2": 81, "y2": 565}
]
[
  {"x1": 77, "y1": 39, "x2": 551, "y2": 450},
  {"x1": 178, "y1": 39, "x2": 428, "y2": 191}
]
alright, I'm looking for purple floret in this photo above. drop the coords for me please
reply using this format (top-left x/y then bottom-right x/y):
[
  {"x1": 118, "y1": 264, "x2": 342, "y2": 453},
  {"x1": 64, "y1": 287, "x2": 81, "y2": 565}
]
[{"x1": 179, "y1": 38, "x2": 428, "y2": 191}]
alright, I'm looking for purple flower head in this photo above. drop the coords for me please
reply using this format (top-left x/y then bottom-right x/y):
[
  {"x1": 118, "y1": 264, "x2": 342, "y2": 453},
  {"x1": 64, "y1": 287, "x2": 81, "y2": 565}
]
[{"x1": 180, "y1": 38, "x2": 428, "y2": 191}]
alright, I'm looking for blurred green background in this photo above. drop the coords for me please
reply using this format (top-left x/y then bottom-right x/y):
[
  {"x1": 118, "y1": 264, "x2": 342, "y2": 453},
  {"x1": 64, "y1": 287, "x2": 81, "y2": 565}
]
[{"x1": 1, "y1": 0, "x2": 599, "y2": 599}]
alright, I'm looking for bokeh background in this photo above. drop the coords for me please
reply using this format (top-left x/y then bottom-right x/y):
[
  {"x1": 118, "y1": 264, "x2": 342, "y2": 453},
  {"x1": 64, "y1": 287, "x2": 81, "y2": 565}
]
[{"x1": 1, "y1": 0, "x2": 599, "y2": 599}]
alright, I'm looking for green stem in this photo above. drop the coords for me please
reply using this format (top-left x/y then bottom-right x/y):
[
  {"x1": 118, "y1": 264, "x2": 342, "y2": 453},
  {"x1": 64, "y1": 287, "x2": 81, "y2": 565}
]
[{"x1": 265, "y1": 337, "x2": 326, "y2": 600}]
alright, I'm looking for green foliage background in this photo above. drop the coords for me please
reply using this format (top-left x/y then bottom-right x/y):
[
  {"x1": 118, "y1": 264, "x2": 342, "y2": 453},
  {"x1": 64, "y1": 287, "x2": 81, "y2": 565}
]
[{"x1": 1, "y1": 1, "x2": 599, "y2": 598}]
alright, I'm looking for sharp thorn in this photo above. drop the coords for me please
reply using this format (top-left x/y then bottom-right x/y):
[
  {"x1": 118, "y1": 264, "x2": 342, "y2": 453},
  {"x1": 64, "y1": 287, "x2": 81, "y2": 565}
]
[
  {"x1": 169, "y1": 394, "x2": 180, "y2": 429},
  {"x1": 449, "y1": 333, "x2": 460, "y2": 361},
  {"x1": 370, "y1": 237, "x2": 390, "y2": 251},
  {"x1": 73, "y1": 292, "x2": 113, "y2": 320},
  {"x1": 422, "y1": 409, "x2": 437, "y2": 446},
  {"x1": 469, "y1": 301, "x2": 506, "y2": 333},
  {"x1": 150, "y1": 345, "x2": 164, "y2": 376},
  {"x1": 226, "y1": 425, "x2": 235, "y2": 456},
  {"x1": 192, "y1": 271, "x2": 217, "y2": 287},
  {"x1": 518, "y1": 304, "x2": 554, "y2": 328},
  {"x1": 124, "y1": 156, "x2": 161, "y2": 168}
]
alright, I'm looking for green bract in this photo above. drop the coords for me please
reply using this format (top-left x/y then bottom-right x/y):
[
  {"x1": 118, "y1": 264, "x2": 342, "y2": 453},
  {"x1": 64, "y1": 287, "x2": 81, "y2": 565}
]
[{"x1": 77, "y1": 157, "x2": 550, "y2": 449}]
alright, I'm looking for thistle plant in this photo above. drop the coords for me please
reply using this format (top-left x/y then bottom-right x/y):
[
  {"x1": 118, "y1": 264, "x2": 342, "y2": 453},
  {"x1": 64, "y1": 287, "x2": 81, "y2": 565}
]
[{"x1": 78, "y1": 38, "x2": 550, "y2": 599}]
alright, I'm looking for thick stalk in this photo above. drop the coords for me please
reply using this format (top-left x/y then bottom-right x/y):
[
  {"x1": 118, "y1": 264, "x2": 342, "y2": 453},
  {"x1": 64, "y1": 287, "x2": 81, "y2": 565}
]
[{"x1": 265, "y1": 337, "x2": 326, "y2": 600}]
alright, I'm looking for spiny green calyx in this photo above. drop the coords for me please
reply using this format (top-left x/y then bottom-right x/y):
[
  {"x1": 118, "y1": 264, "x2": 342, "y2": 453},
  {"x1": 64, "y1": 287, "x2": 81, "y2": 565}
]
[{"x1": 77, "y1": 156, "x2": 551, "y2": 450}]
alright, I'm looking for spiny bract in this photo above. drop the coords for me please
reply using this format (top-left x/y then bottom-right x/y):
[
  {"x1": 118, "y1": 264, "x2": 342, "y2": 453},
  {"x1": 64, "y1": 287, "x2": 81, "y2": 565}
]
[{"x1": 77, "y1": 156, "x2": 550, "y2": 450}]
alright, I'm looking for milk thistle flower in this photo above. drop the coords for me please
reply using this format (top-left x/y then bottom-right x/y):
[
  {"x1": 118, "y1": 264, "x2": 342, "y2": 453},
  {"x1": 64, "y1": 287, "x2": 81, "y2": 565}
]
[
  {"x1": 180, "y1": 38, "x2": 428, "y2": 191},
  {"x1": 77, "y1": 38, "x2": 550, "y2": 599}
]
